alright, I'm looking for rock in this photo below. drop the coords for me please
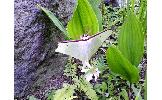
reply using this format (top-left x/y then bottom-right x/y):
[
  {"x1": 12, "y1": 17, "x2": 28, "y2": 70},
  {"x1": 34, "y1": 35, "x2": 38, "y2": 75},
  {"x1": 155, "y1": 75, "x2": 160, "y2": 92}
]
[{"x1": 14, "y1": 0, "x2": 75, "y2": 99}]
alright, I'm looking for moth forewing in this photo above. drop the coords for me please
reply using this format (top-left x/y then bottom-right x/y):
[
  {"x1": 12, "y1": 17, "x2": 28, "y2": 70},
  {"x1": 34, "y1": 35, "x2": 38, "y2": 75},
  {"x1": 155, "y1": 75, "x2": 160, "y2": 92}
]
[
  {"x1": 55, "y1": 40, "x2": 89, "y2": 62},
  {"x1": 87, "y1": 30, "x2": 112, "y2": 60}
]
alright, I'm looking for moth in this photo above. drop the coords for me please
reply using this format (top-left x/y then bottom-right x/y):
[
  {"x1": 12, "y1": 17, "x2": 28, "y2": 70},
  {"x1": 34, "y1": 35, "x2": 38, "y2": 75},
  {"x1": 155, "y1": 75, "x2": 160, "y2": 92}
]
[{"x1": 55, "y1": 30, "x2": 112, "y2": 68}]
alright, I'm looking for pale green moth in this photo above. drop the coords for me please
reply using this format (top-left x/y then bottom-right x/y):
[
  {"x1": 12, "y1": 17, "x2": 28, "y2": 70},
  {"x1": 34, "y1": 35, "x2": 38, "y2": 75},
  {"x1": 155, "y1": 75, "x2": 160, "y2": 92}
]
[{"x1": 55, "y1": 30, "x2": 112, "y2": 68}]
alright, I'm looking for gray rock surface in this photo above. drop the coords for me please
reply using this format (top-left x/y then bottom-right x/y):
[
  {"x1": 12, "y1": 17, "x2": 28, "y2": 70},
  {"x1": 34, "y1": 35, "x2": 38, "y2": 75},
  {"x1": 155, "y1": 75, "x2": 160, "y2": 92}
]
[{"x1": 14, "y1": 0, "x2": 75, "y2": 99}]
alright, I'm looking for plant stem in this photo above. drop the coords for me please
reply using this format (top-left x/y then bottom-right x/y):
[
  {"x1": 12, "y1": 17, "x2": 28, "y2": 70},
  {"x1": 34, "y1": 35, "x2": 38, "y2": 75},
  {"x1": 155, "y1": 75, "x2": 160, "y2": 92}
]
[{"x1": 128, "y1": 83, "x2": 132, "y2": 100}]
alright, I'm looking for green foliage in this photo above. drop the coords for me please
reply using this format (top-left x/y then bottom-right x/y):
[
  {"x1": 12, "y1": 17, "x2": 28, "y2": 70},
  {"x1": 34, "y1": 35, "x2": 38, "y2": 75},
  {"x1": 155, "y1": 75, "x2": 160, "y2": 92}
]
[
  {"x1": 47, "y1": 90, "x2": 56, "y2": 100},
  {"x1": 118, "y1": 10, "x2": 144, "y2": 66},
  {"x1": 135, "y1": 88, "x2": 142, "y2": 100},
  {"x1": 67, "y1": 0, "x2": 99, "y2": 39},
  {"x1": 88, "y1": 0, "x2": 103, "y2": 31},
  {"x1": 138, "y1": 0, "x2": 147, "y2": 34},
  {"x1": 91, "y1": 54, "x2": 107, "y2": 71},
  {"x1": 75, "y1": 77, "x2": 98, "y2": 100},
  {"x1": 130, "y1": 0, "x2": 135, "y2": 12},
  {"x1": 37, "y1": 5, "x2": 68, "y2": 38},
  {"x1": 94, "y1": 81, "x2": 108, "y2": 96},
  {"x1": 28, "y1": 95, "x2": 38, "y2": 100},
  {"x1": 106, "y1": 45, "x2": 139, "y2": 83},
  {"x1": 138, "y1": 0, "x2": 147, "y2": 21},
  {"x1": 63, "y1": 60, "x2": 99, "y2": 100},
  {"x1": 63, "y1": 59, "x2": 77, "y2": 78},
  {"x1": 53, "y1": 84, "x2": 76, "y2": 100},
  {"x1": 120, "y1": 89, "x2": 129, "y2": 100},
  {"x1": 102, "y1": 5, "x2": 125, "y2": 31}
]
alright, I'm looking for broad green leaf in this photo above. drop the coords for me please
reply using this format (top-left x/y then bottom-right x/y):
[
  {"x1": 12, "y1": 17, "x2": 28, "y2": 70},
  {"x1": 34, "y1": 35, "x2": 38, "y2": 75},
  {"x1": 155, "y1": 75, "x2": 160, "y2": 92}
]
[
  {"x1": 67, "y1": 0, "x2": 99, "y2": 39},
  {"x1": 88, "y1": 0, "x2": 103, "y2": 31},
  {"x1": 106, "y1": 45, "x2": 139, "y2": 83},
  {"x1": 143, "y1": 12, "x2": 147, "y2": 36},
  {"x1": 37, "y1": 5, "x2": 68, "y2": 38},
  {"x1": 118, "y1": 11, "x2": 144, "y2": 66}
]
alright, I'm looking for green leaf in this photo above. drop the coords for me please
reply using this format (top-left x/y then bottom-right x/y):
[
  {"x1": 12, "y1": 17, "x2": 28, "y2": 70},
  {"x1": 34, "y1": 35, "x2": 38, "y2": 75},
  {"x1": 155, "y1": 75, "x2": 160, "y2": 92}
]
[
  {"x1": 64, "y1": 60, "x2": 77, "y2": 78},
  {"x1": 138, "y1": 0, "x2": 147, "y2": 22},
  {"x1": 118, "y1": 11, "x2": 144, "y2": 66},
  {"x1": 135, "y1": 88, "x2": 142, "y2": 100},
  {"x1": 106, "y1": 45, "x2": 139, "y2": 83},
  {"x1": 53, "y1": 84, "x2": 76, "y2": 100},
  {"x1": 100, "y1": 82, "x2": 107, "y2": 92},
  {"x1": 47, "y1": 90, "x2": 56, "y2": 100},
  {"x1": 28, "y1": 95, "x2": 38, "y2": 100},
  {"x1": 120, "y1": 89, "x2": 129, "y2": 100},
  {"x1": 37, "y1": 5, "x2": 68, "y2": 38},
  {"x1": 76, "y1": 77, "x2": 98, "y2": 100},
  {"x1": 138, "y1": 0, "x2": 147, "y2": 35},
  {"x1": 132, "y1": 85, "x2": 142, "y2": 100},
  {"x1": 88, "y1": 0, "x2": 103, "y2": 31},
  {"x1": 131, "y1": 0, "x2": 135, "y2": 12},
  {"x1": 67, "y1": 0, "x2": 99, "y2": 39}
]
